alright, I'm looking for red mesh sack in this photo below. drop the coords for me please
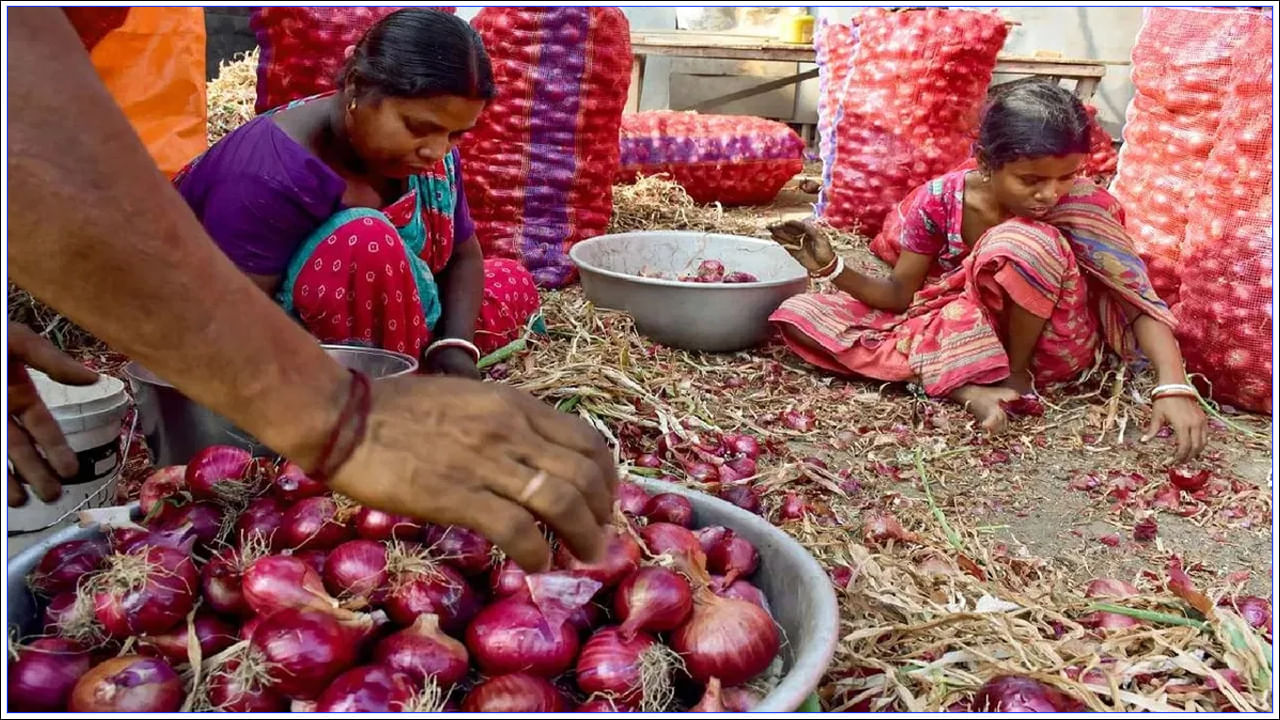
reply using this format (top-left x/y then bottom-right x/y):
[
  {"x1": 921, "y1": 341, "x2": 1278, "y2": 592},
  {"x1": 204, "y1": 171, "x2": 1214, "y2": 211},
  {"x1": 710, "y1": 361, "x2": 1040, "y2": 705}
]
[
  {"x1": 616, "y1": 111, "x2": 805, "y2": 206},
  {"x1": 817, "y1": 8, "x2": 1007, "y2": 235},
  {"x1": 1172, "y1": 16, "x2": 1273, "y2": 414},
  {"x1": 458, "y1": 8, "x2": 631, "y2": 288},
  {"x1": 1111, "y1": 7, "x2": 1265, "y2": 305},
  {"x1": 251, "y1": 7, "x2": 457, "y2": 113}
]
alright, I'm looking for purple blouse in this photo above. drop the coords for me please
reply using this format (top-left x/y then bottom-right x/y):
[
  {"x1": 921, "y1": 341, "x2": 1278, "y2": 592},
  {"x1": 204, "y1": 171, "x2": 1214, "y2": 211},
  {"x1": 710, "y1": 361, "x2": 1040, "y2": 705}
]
[{"x1": 176, "y1": 115, "x2": 476, "y2": 276}]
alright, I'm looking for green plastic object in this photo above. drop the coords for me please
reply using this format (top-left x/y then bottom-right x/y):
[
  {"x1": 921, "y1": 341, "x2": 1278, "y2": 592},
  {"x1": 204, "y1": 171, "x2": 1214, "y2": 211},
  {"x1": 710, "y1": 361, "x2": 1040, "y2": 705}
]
[{"x1": 797, "y1": 693, "x2": 822, "y2": 712}]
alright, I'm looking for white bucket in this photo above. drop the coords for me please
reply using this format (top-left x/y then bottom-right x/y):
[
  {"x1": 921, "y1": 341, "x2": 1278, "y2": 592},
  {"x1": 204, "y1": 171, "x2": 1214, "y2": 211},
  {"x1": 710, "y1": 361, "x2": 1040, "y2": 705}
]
[{"x1": 7, "y1": 371, "x2": 133, "y2": 534}]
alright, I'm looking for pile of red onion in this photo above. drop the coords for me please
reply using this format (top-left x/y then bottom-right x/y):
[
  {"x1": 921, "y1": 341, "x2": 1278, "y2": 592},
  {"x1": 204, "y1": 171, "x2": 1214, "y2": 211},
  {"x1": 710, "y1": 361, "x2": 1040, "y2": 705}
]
[
  {"x1": 13, "y1": 445, "x2": 781, "y2": 712},
  {"x1": 637, "y1": 259, "x2": 760, "y2": 284},
  {"x1": 623, "y1": 423, "x2": 769, "y2": 517}
]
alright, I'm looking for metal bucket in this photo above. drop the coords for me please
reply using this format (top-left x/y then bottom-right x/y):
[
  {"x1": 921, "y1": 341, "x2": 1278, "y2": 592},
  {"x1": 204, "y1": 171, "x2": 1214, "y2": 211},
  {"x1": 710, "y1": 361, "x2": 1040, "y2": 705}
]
[
  {"x1": 6, "y1": 480, "x2": 836, "y2": 711},
  {"x1": 570, "y1": 231, "x2": 809, "y2": 353},
  {"x1": 124, "y1": 345, "x2": 417, "y2": 466}
]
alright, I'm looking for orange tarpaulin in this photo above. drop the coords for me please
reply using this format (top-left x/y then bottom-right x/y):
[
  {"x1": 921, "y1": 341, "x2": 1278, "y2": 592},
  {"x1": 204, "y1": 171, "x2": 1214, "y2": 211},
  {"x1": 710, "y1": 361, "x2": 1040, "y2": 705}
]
[{"x1": 88, "y1": 7, "x2": 208, "y2": 177}]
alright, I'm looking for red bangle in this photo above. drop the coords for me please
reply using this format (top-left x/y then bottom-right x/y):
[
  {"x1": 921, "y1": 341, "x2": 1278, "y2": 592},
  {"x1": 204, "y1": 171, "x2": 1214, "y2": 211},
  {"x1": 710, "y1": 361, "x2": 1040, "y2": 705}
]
[{"x1": 309, "y1": 369, "x2": 372, "y2": 483}]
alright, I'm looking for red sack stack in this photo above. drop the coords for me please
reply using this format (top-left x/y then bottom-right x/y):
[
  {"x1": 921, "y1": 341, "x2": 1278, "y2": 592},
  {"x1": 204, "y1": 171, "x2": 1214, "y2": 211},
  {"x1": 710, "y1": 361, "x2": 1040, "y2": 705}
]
[
  {"x1": 1172, "y1": 13, "x2": 1273, "y2": 414},
  {"x1": 1110, "y1": 7, "x2": 1264, "y2": 305},
  {"x1": 251, "y1": 7, "x2": 457, "y2": 114},
  {"x1": 459, "y1": 8, "x2": 631, "y2": 288},
  {"x1": 817, "y1": 8, "x2": 1007, "y2": 235},
  {"x1": 616, "y1": 111, "x2": 805, "y2": 206}
]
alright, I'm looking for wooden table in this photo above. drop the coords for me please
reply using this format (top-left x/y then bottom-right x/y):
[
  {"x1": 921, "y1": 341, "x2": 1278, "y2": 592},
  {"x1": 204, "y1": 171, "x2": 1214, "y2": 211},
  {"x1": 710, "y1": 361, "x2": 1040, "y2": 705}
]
[{"x1": 628, "y1": 30, "x2": 1125, "y2": 114}]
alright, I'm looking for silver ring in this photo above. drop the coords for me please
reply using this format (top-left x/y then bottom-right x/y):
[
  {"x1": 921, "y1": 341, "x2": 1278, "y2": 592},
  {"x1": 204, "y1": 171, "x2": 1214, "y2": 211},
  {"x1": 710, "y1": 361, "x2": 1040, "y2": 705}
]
[{"x1": 520, "y1": 470, "x2": 548, "y2": 503}]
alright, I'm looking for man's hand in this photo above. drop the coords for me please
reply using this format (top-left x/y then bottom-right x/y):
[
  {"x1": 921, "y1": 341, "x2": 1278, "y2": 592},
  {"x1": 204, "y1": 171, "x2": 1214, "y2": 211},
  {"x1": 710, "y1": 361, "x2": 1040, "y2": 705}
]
[
  {"x1": 7, "y1": 321, "x2": 100, "y2": 506},
  {"x1": 326, "y1": 376, "x2": 618, "y2": 572}
]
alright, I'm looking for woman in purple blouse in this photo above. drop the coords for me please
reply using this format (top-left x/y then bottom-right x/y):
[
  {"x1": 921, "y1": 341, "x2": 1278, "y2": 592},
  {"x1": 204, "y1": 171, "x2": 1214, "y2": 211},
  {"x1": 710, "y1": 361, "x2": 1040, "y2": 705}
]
[{"x1": 175, "y1": 9, "x2": 541, "y2": 378}]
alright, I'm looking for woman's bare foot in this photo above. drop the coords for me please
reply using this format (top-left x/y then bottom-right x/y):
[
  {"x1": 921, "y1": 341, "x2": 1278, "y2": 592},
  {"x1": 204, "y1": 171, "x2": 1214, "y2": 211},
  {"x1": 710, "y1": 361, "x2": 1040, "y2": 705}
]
[
  {"x1": 1000, "y1": 370, "x2": 1034, "y2": 395},
  {"x1": 951, "y1": 384, "x2": 1022, "y2": 433}
]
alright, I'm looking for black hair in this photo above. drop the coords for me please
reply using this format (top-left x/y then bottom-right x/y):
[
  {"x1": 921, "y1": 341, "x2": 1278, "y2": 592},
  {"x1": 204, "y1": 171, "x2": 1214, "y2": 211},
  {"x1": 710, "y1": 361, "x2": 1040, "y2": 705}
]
[
  {"x1": 975, "y1": 82, "x2": 1091, "y2": 170},
  {"x1": 340, "y1": 9, "x2": 495, "y2": 102}
]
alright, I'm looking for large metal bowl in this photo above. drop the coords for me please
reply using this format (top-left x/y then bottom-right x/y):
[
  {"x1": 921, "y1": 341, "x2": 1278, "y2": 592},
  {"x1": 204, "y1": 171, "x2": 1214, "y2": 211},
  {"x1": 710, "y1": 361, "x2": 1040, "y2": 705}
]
[
  {"x1": 5, "y1": 480, "x2": 837, "y2": 712},
  {"x1": 570, "y1": 231, "x2": 809, "y2": 352},
  {"x1": 125, "y1": 344, "x2": 417, "y2": 466}
]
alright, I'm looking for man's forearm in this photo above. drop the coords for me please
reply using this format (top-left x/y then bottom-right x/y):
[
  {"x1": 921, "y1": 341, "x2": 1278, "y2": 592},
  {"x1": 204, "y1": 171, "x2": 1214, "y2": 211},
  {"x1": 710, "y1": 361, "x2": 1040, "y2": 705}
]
[{"x1": 7, "y1": 8, "x2": 346, "y2": 468}]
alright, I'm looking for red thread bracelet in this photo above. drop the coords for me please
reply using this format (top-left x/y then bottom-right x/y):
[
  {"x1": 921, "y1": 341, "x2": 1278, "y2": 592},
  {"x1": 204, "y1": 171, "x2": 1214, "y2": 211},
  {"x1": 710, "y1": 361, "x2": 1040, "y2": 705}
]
[{"x1": 309, "y1": 369, "x2": 372, "y2": 483}]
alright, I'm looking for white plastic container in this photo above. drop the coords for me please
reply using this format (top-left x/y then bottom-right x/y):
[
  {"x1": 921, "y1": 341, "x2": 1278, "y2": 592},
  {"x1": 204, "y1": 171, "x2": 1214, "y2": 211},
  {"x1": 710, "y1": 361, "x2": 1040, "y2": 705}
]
[{"x1": 7, "y1": 370, "x2": 132, "y2": 534}]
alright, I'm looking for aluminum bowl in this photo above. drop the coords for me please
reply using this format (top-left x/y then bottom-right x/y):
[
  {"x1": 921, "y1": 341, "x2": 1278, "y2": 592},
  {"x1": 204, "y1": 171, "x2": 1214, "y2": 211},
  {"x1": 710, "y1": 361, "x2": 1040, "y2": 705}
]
[
  {"x1": 124, "y1": 344, "x2": 417, "y2": 466},
  {"x1": 570, "y1": 231, "x2": 809, "y2": 352}
]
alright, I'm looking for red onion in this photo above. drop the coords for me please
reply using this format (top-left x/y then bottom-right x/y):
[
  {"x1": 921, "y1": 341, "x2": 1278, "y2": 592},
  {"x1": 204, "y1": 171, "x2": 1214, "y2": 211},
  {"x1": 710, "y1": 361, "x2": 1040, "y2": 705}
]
[
  {"x1": 109, "y1": 523, "x2": 198, "y2": 556},
  {"x1": 684, "y1": 461, "x2": 719, "y2": 483},
  {"x1": 316, "y1": 665, "x2": 416, "y2": 712},
  {"x1": 639, "y1": 522, "x2": 702, "y2": 559},
  {"x1": 373, "y1": 613, "x2": 469, "y2": 689},
  {"x1": 1220, "y1": 596, "x2": 1271, "y2": 633},
  {"x1": 236, "y1": 497, "x2": 284, "y2": 551},
  {"x1": 205, "y1": 658, "x2": 288, "y2": 712},
  {"x1": 242, "y1": 554, "x2": 345, "y2": 618},
  {"x1": 554, "y1": 527, "x2": 642, "y2": 588},
  {"x1": 239, "y1": 616, "x2": 262, "y2": 642},
  {"x1": 250, "y1": 607, "x2": 366, "y2": 700},
  {"x1": 292, "y1": 548, "x2": 329, "y2": 575},
  {"x1": 998, "y1": 394, "x2": 1045, "y2": 418},
  {"x1": 138, "y1": 465, "x2": 186, "y2": 516},
  {"x1": 148, "y1": 501, "x2": 223, "y2": 551},
  {"x1": 577, "y1": 628, "x2": 677, "y2": 709},
  {"x1": 643, "y1": 493, "x2": 694, "y2": 527},
  {"x1": 423, "y1": 524, "x2": 494, "y2": 576},
  {"x1": 1168, "y1": 467, "x2": 1211, "y2": 492},
  {"x1": 723, "y1": 433, "x2": 761, "y2": 460},
  {"x1": 615, "y1": 567, "x2": 693, "y2": 638},
  {"x1": 778, "y1": 492, "x2": 809, "y2": 521},
  {"x1": 635, "y1": 453, "x2": 662, "y2": 469},
  {"x1": 201, "y1": 547, "x2": 248, "y2": 617},
  {"x1": 354, "y1": 507, "x2": 422, "y2": 542},
  {"x1": 725, "y1": 456, "x2": 758, "y2": 480},
  {"x1": 695, "y1": 525, "x2": 730, "y2": 554},
  {"x1": 462, "y1": 673, "x2": 569, "y2": 712},
  {"x1": 68, "y1": 655, "x2": 183, "y2": 712},
  {"x1": 43, "y1": 592, "x2": 97, "y2": 639},
  {"x1": 972, "y1": 675, "x2": 1086, "y2": 712},
  {"x1": 324, "y1": 540, "x2": 389, "y2": 605},
  {"x1": 722, "y1": 684, "x2": 764, "y2": 712},
  {"x1": 29, "y1": 539, "x2": 108, "y2": 596},
  {"x1": 780, "y1": 409, "x2": 816, "y2": 431},
  {"x1": 713, "y1": 578, "x2": 769, "y2": 611},
  {"x1": 1084, "y1": 578, "x2": 1140, "y2": 598},
  {"x1": 568, "y1": 601, "x2": 605, "y2": 635},
  {"x1": 93, "y1": 546, "x2": 198, "y2": 638},
  {"x1": 616, "y1": 482, "x2": 651, "y2": 516},
  {"x1": 7, "y1": 638, "x2": 92, "y2": 711},
  {"x1": 280, "y1": 496, "x2": 353, "y2": 551},
  {"x1": 465, "y1": 596, "x2": 581, "y2": 677},
  {"x1": 705, "y1": 531, "x2": 759, "y2": 584},
  {"x1": 490, "y1": 557, "x2": 528, "y2": 597},
  {"x1": 717, "y1": 485, "x2": 763, "y2": 515},
  {"x1": 656, "y1": 431, "x2": 684, "y2": 459},
  {"x1": 671, "y1": 586, "x2": 780, "y2": 686},
  {"x1": 691, "y1": 677, "x2": 726, "y2": 712},
  {"x1": 271, "y1": 461, "x2": 327, "y2": 505},
  {"x1": 138, "y1": 612, "x2": 237, "y2": 665},
  {"x1": 386, "y1": 563, "x2": 482, "y2": 636},
  {"x1": 185, "y1": 445, "x2": 255, "y2": 502}
]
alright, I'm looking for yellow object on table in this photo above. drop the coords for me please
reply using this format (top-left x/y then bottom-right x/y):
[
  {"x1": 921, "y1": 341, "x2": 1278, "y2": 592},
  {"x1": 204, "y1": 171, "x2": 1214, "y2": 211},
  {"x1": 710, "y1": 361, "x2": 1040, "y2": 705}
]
[{"x1": 779, "y1": 14, "x2": 815, "y2": 44}]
